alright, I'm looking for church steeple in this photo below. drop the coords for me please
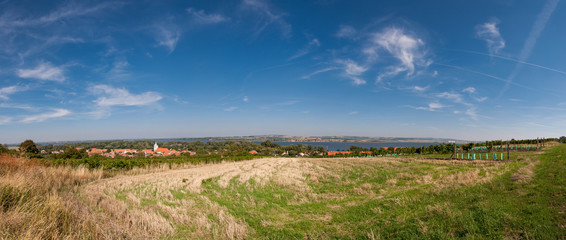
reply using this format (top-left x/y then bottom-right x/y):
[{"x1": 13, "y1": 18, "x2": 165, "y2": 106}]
[{"x1": 154, "y1": 142, "x2": 158, "y2": 152}]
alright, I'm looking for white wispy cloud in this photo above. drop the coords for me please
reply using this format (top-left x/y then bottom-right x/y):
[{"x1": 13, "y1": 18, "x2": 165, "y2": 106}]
[
  {"x1": 434, "y1": 90, "x2": 485, "y2": 121},
  {"x1": 0, "y1": 103, "x2": 33, "y2": 110},
  {"x1": 335, "y1": 25, "x2": 357, "y2": 39},
  {"x1": 412, "y1": 85, "x2": 429, "y2": 92},
  {"x1": 0, "y1": 2, "x2": 120, "y2": 60},
  {"x1": 155, "y1": 25, "x2": 181, "y2": 53},
  {"x1": 17, "y1": 62, "x2": 65, "y2": 82},
  {"x1": 36, "y1": 3, "x2": 117, "y2": 26},
  {"x1": 461, "y1": 87, "x2": 487, "y2": 102},
  {"x1": 92, "y1": 85, "x2": 162, "y2": 107},
  {"x1": 241, "y1": 0, "x2": 292, "y2": 38},
  {"x1": 21, "y1": 108, "x2": 71, "y2": 123},
  {"x1": 19, "y1": 36, "x2": 84, "y2": 59},
  {"x1": 465, "y1": 106, "x2": 479, "y2": 121},
  {"x1": 243, "y1": 96, "x2": 249, "y2": 102},
  {"x1": 187, "y1": 8, "x2": 229, "y2": 25},
  {"x1": 415, "y1": 102, "x2": 446, "y2": 112},
  {"x1": 106, "y1": 60, "x2": 130, "y2": 80},
  {"x1": 301, "y1": 67, "x2": 338, "y2": 79},
  {"x1": 348, "y1": 111, "x2": 358, "y2": 115},
  {"x1": 288, "y1": 38, "x2": 320, "y2": 61},
  {"x1": 0, "y1": 2, "x2": 116, "y2": 28},
  {"x1": 224, "y1": 106, "x2": 238, "y2": 112},
  {"x1": 500, "y1": 0, "x2": 559, "y2": 96},
  {"x1": 476, "y1": 20, "x2": 505, "y2": 55},
  {"x1": 369, "y1": 27, "x2": 430, "y2": 82},
  {"x1": 462, "y1": 87, "x2": 476, "y2": 94},
  {"x1": 0, "y1": 116, "x2": 11, "y2": 125},
  {"x1": 275, "y1": 100, "x2": 299, "y2": 106},
  {"x1": 0, "y1": 85, "x2": 26, "y2": 100},
  {"x1": 436, "y1": 92, "x2": 464, "y2": 104},
  {"x1": 338, "y1": 59, "x2": 368, "y2": 85}
]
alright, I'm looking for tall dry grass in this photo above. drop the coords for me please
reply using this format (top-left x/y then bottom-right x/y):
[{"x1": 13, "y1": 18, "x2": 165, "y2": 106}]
[{"x1": 0, "y1": 154, "x2": 104, "y2": 239}]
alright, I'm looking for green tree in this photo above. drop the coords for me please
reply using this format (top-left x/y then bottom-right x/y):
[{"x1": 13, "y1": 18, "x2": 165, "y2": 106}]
[
  {"x1": 60, "y1": 147, "x2": 87, "y2": 159},
  {"x1": 19, "y1": 139, "x2": 39, "y2": 156},
  {"x1": 560, "y1": 136, "x2": 566, "y2": 143},
  {"x1": 0, "y1": 144, "x2": 9, "y2": 154}
]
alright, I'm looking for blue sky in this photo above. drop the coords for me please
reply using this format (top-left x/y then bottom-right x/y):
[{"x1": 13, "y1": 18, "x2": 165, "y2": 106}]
[{"x1": 1, "y1": 0, "x2": 565, "y2": 143}]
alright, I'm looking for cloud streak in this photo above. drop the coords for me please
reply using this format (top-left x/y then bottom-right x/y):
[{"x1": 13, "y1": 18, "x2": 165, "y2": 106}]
[
  {"x1": 92, "y1": 85, "x2": 162, "y2": 107},
  {"x1": 0, "y1": 85, "x2": 26, "y2": 100},
  {"x1": 500, "y1": 0, "x2": 559, "y2": 96},
  {"x1": 301, "y1": 67, "x2": 338, "y2": 79},
  {"x1": 414, "y1": 102, "x2": 446, "y2": 112},
  {"x1": 242, "y1": 0, "x2": 292, "y2": 39},
  {"x1": 0, "y1": 116, "x2": 11, "y2": 125},
  {"x1": 224, "y1": 106, "x2": 238, "y2": 112},
  {"x1": 0, "y1": 2, "x2": 116, "y2": 28},
  {"x1": 17, "y1": 62, "x2": 65, "y2": 82},
  {"x1": 288, "y1": 38, "x2": 320, "y2": 61},
  {"x1": 187, "y1": 8, "x2": 229, "y2": 25},
  {"x1": 449, "y1": 49, "x2": 566, "y2": 76},
  {"x1": 412, "y1": 86, "x2": 429, "y2": 92},
  {"x1": 21, "y1": 108, "x2": 71, "y2": 123}
]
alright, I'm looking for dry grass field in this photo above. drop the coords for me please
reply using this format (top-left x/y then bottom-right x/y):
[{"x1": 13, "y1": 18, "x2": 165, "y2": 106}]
[{"x1": 2, "y1": 143, "x2": 565, "y2": 239}]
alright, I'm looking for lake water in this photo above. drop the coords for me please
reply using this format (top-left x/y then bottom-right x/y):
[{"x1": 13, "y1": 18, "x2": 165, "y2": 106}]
[
  {"x1": 157, "y1": 139, "x2": 439, "y2": 151},
  {"x1": 259, "y1": 141, "x2": 439, "y2": 151}
]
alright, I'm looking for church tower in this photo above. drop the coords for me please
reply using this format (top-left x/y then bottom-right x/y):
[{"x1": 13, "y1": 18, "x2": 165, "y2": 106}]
[{"x1": 154, "y1": 142, "x2": 158, "y2": 152}]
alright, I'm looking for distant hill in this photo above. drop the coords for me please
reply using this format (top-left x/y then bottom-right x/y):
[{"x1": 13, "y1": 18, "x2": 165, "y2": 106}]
[
  {"x1": 5, "y1": 135, "x2": 470, "y2": 146},
  {"x1": 162, "y1": 135, "x2": 469, "y2": 143}
]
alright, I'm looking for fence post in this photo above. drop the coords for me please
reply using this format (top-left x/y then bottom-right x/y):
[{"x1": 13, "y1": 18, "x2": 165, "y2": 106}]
[
  {"x1": 507, "y1": 141, "x2": 509, "y2": 161},
  {"x1": 454, "y1": 143, "x2": 456, "y2": 160}
]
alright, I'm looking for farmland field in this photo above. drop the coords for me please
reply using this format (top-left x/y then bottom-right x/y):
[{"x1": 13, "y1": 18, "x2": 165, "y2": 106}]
[{"x1": 75, "y1": 143, "x2": 566, "y2": 239}]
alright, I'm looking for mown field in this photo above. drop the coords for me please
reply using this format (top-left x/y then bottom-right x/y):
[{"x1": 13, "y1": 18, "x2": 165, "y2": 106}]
[{"x1": 1, "y1": 143, "x2": 565, "y2": 239}]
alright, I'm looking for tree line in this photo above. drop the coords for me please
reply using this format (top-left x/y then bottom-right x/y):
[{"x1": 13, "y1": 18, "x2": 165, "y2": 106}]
[{"x1": 4, "y1": 137, "x2": 563, "y2": 170}]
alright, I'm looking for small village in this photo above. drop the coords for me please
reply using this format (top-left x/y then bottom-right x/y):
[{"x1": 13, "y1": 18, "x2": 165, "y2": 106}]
[
  {"x1": 44, "y1": 143, "x2": 407, "y2": 158},
  {"x1": 47, "y1": 143, "x2": 196, "y2": 158}
]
